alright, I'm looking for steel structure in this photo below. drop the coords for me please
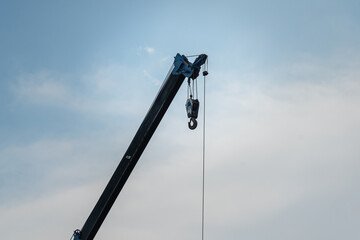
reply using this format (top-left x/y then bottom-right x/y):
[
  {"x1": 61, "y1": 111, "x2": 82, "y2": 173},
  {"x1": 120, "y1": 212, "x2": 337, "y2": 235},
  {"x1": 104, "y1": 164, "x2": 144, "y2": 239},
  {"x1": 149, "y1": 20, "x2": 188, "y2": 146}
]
[{"x1": 73, "y1": 53, "x2": 207, "y2": 240}]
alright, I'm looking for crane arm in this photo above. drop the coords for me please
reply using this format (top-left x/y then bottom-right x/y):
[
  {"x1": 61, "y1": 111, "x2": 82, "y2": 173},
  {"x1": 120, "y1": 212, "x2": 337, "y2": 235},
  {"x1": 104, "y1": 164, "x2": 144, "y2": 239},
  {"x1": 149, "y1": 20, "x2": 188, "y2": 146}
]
[{"x1": 73, "y1": 53, "x2": 207, "y2": 240}]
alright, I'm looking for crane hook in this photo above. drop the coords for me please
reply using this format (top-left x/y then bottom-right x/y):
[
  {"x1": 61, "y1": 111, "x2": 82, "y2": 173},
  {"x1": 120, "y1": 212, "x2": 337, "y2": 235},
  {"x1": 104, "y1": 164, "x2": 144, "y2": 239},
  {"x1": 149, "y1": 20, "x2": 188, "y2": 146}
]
[
  {"x1": 186, "y1": 97, "x2": 199, "y2": 130},
  {"x1": 188, "y1": 117, "x2": 197, "y2": 130}
]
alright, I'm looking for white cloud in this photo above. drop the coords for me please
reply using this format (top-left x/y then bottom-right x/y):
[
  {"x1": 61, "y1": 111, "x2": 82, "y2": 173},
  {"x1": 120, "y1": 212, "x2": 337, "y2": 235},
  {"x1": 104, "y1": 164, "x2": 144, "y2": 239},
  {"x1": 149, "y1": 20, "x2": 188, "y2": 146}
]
[
  {"x1": 11, "y1": 64, "x2": 158, "y2": 117},
  {"x1": 14, "y1": 71, "x2": 70, "y2": 104},
  {"x1": 0, "y1": 183, "x2": 104, "y2": 240},
  {"x1": 161, "y1": 56, "x2": 170, "y2": 62},
  {"x1": 145, "y1": 47, "x2": 155, "y2": 54},
  {"x1": 143, "y1": 69, "x2": 161, "y2": 86},
  {"x1": 201, "y1": 58, "x2": 360, "y2": 235},
  {"x1": 3, "y1": 55, "x2": 360, "y2": 240}
]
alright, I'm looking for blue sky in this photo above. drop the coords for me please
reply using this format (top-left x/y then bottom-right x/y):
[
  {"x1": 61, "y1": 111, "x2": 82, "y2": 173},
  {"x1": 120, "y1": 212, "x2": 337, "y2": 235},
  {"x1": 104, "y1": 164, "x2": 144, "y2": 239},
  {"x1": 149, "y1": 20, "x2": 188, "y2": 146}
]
[{"x1": 1, "y1": 0, "x2": 360, "y2": 240}]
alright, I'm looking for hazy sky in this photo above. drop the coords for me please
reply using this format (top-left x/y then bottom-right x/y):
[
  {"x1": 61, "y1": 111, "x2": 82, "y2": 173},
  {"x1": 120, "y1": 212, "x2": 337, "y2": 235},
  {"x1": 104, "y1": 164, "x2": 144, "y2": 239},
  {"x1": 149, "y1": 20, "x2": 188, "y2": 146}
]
[{"x1": 1, "y1": 1, "x2": 360, "y2": 240}]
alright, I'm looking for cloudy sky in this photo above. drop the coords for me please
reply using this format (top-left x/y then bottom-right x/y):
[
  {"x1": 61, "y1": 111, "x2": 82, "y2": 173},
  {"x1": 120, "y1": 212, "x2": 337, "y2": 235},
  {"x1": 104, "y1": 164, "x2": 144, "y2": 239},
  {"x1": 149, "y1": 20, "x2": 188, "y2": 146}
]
[{"x1": 1, "y1": 0, "x2": 360, "y2": 240}]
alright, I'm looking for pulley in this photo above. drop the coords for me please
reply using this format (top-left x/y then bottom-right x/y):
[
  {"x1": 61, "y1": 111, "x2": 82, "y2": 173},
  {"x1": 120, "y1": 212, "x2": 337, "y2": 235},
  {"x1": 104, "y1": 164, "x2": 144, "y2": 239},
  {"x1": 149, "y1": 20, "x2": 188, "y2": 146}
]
[
  {"x1": 186, "y1": 97, "x2": 199, "y2": 130},
  {"x1": 184, "y1": 55, "x2": 208, "y2": 130},
  {"x1": 185, "y1": 74, "x2": 200, "y2": 130}
]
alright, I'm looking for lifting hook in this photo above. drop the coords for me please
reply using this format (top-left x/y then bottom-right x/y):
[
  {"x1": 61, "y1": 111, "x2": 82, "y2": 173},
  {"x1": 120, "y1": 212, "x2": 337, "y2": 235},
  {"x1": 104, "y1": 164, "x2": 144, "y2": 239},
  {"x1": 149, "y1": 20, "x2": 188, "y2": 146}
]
[
  {"x1": 188, "y1": 117, "x2": 198, "y2": 130},
  {"x1": 186, "y1": 97, "x2": 199, "y2": 130}
]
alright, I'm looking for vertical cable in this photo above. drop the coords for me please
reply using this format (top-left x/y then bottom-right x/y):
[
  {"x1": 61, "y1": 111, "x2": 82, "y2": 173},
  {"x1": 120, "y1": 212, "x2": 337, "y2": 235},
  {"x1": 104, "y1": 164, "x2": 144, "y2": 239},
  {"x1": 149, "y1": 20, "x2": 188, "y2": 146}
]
[
  {"x1": 201, "y1": 65, "x2": 207, "y2": 240},
  {"x1": 195, "y1": 78, "x2": 198, "y2": 99}
]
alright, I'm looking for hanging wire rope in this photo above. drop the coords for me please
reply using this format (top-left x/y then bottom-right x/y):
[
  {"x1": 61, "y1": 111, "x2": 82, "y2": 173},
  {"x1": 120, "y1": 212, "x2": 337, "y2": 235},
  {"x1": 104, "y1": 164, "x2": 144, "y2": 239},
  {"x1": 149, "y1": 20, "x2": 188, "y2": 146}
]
[
  {"x1": 184, "y1": 55, "x2": 208, "y2": 239},
  {"x1": 201, "y1": 58, "x2": 208, "y2": 240},
  {"x1": 195, "y1": 78, "x2": 199, "y2": 99},
  {"x1": 186, "y1": 54, "x2": 201, "y2": 58}
]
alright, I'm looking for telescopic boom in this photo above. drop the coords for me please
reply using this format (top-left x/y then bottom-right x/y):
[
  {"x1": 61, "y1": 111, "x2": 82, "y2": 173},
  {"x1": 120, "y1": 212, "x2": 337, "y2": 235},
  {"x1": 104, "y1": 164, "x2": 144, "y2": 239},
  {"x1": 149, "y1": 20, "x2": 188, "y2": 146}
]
[{"x1": 72, "y1": 53, "x2": 207, "y2": 240}]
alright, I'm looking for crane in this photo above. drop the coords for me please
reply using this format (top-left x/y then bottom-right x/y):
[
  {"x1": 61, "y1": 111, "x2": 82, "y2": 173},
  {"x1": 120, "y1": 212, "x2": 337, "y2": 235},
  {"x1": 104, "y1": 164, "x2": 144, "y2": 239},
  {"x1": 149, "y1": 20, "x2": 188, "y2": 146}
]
[{"x1": 72, "y1": 53, "x2": 208, "y2": 240}]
